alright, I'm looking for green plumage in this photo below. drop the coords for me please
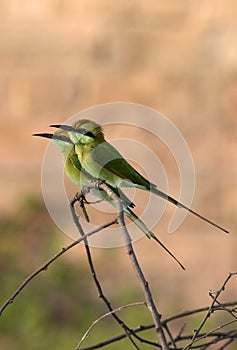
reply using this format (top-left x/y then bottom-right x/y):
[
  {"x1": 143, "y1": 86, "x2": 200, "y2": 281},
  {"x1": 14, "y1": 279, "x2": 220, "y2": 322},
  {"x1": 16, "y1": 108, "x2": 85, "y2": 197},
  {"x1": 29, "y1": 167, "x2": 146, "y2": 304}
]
[{"x1": 33, "y1": 119, "x2": 228, "y2": 271}]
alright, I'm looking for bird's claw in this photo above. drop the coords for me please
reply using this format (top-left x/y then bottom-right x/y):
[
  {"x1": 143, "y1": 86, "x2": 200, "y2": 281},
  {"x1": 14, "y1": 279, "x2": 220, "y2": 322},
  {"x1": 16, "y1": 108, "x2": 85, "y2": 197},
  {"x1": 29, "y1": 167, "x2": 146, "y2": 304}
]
[
  {"x1": 94, "y1": 179, "x2": 105, "y2": 190},
  {"x1": 81, "y1": 185, "x2": 91, "y2": 196}
]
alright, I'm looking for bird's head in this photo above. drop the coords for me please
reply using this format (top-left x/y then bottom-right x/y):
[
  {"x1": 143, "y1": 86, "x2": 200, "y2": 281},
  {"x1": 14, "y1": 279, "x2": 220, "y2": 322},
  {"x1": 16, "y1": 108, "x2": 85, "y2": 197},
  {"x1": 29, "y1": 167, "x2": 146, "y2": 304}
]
[
  {"x1": 33, "y1": 129, "x2": 74, "y2": 155},
  {"x1": 50, "y1": 119, "x2": 104, "y2": 146}
]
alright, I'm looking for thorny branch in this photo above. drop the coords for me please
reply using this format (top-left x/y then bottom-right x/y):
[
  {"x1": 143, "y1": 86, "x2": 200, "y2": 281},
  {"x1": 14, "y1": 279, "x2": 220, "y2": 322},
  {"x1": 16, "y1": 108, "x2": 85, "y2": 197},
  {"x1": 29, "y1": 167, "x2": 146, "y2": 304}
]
[
  {"x1": 0, "y1": 218, "x2": 117, "y2": 317},
  {"x1": 183, "y1": 271, "x2": 237, "y2": 350},
  {"x1": 70, "y1": 191, "x2": 147, "y2": 350},
  {"x1": 0, "y1": 181, "x2": 236, "y2": 350},
  {"x1": 76, "y1": 302, "x2": 146, "y2": 349},
  {"x1": 78, "y1": 300, "x2": 237, "y2": 350},
  {"x1": 79, "y1": 180, "x2": 169, "y2": 349},
  {"x1": 71, "y1": 182, "x2": 237, "y2": 350}
]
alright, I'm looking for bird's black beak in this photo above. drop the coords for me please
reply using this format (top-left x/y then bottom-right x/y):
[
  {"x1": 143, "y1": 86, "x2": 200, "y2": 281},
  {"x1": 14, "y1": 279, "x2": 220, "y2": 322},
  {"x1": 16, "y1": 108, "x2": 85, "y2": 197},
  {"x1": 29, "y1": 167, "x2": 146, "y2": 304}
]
[
  {"x1": 50, "y1": 124, "x2": 75, "y2": 132},
  {"x1": 33, "y1": 133, "x2": 74, "y2": 144},
  {"x1": 50, "y1": 124, "x2": 87, "y2": 135},
  {"x1": 33, "y1": 133, "x2": 54, "y2": 139}
]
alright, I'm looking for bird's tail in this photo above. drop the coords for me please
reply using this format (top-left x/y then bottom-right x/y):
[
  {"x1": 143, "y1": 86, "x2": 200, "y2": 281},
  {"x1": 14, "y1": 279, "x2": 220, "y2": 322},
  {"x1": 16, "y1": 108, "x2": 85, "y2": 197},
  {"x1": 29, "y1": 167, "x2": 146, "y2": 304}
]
[
  {"x1": 124, "y1": 207, "x2": 185, "y2": 270},
  {"x1": 150, "y1": 187, "x2": 228, "y2": 234}
]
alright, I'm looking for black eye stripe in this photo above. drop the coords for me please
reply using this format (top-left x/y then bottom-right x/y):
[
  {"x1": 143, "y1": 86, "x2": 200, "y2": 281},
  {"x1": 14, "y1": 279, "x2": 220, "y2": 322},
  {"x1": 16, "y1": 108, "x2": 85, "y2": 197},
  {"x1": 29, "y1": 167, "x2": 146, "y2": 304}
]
[
  {"x1": 84, "y1": 131, "x2": 94, "y2": 138},
  {"x1": 53, "y1": 135, "x2": 74, "y2": 144}
]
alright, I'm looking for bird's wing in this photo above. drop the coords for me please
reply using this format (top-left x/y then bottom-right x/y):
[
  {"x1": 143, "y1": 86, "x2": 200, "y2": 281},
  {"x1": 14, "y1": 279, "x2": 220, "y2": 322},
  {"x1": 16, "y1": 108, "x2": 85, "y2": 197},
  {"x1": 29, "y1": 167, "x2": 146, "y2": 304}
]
[
  {"x1": 69, "y1": 148, "x2": 135, "y2": 208},
  {"x1": 70, "y1": 151, "x2": 82, "y2": 171},
  {"x1": 89, "y1": 141, "x2": 155, "y2": 189}
]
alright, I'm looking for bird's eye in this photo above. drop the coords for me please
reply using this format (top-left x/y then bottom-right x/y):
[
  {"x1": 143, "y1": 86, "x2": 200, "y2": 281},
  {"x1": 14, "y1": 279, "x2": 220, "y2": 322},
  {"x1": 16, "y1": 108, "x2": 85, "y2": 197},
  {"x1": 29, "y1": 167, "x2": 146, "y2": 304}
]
[{"x1": 84, "y1": 131, "x2": 94, "y2": 138}]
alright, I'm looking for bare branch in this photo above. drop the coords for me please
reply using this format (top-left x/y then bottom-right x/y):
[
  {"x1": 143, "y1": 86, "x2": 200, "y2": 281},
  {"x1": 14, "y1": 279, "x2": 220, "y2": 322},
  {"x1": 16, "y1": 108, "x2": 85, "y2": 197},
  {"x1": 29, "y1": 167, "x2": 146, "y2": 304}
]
[
  {"x1": 95, "y1": 181, "x2": 169, "y2": 350},
  {"x1": 77, "y1": 301, "x2": 237, "y2": 349},
  {"x1": 0, "y1": 218, "x2": 117, "y2": 317},
  {"x1": 70, "y1": 193, "x2": 142, "y2": 350},
  {"x1": 183, "y1": 272, "x2": 237, "y2": 350},
  {"x1": 76, "y1": 302, "x2": 146, "y2": 349},
  {"x1": 1, "y1": 179, "x2": 236, "y2": 350}
]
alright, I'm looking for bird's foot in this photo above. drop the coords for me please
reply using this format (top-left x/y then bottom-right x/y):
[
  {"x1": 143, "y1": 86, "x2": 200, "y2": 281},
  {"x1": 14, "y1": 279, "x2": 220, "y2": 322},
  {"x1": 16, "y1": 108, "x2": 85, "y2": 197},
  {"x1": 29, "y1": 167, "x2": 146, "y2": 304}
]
[
  {"x1": 70, "y1": 191, "x2": 90, "y2": 222},
  {"x1": 94, "y1": 179, "x2": 106, "y2": 190}
]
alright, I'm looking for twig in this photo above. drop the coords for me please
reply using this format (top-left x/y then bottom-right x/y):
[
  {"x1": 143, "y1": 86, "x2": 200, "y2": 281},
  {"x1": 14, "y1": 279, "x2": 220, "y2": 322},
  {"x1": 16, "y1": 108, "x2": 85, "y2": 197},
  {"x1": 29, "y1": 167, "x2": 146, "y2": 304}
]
[
  {"x1": 71, "y1": 191, "x2": 104, "y2": 223},
  {"x1": 96, "y1": 181, "x2": 169, "y2": 350},
  {"x1": 192, "y1": 319, "x2": 237, "y2": 346},
  {"x1": 1, "y1": 178, "x2": 235, "y2": 349},
  {"x1": 208, "y1": 290, "x2": 237, "y2": 320},
  {"x1": 79, "y1": 328, "x2": 237, "y2": 350},
  {"x1": 70, "y1": 194, "x2": 142, "y2": 350},
  {"x1": 78, "y1": 301, "x2": 237, "y2": 349},
  {"x1": 163, "y1": 322, "x2": 178, "y2": 350},
  {"x1": 76, "y1": 302, "x2": 146, "y2": 349},
  {"x1": 183, "y1": 272, "x2": 237, "y2": 350},
  {"x1": 0, "y1": 219, "x2": 117, "y2": 317}
]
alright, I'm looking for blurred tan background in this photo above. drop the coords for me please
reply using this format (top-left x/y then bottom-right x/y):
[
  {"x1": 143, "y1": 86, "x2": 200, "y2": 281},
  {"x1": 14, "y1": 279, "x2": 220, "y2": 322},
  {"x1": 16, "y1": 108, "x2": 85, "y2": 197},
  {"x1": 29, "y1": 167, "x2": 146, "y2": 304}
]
[{"x1": 0, "y1": 1, "x2": 236, "y2": 349}]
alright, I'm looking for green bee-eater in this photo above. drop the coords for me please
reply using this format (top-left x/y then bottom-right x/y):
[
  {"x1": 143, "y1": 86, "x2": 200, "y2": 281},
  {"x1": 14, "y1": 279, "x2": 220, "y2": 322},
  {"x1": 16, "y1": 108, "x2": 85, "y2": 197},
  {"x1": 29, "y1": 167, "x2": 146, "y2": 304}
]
[
  {"x1": 51, "y1": 119, "x2": 228, "y2": 234},
  {"x1": 34, "y1": 129, "x2": 185, "y2": 269}
]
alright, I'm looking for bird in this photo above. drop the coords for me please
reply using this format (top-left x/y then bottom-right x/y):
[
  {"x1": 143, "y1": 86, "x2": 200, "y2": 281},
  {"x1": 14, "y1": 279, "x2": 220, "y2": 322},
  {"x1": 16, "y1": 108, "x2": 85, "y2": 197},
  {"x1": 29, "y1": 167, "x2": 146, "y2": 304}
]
[
  {"x1": 50, "y1": 119, "x2": 228, "y2": 234},
  {"x1": 33, "y1": 128, "x2": 186, "y2": 270}
]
